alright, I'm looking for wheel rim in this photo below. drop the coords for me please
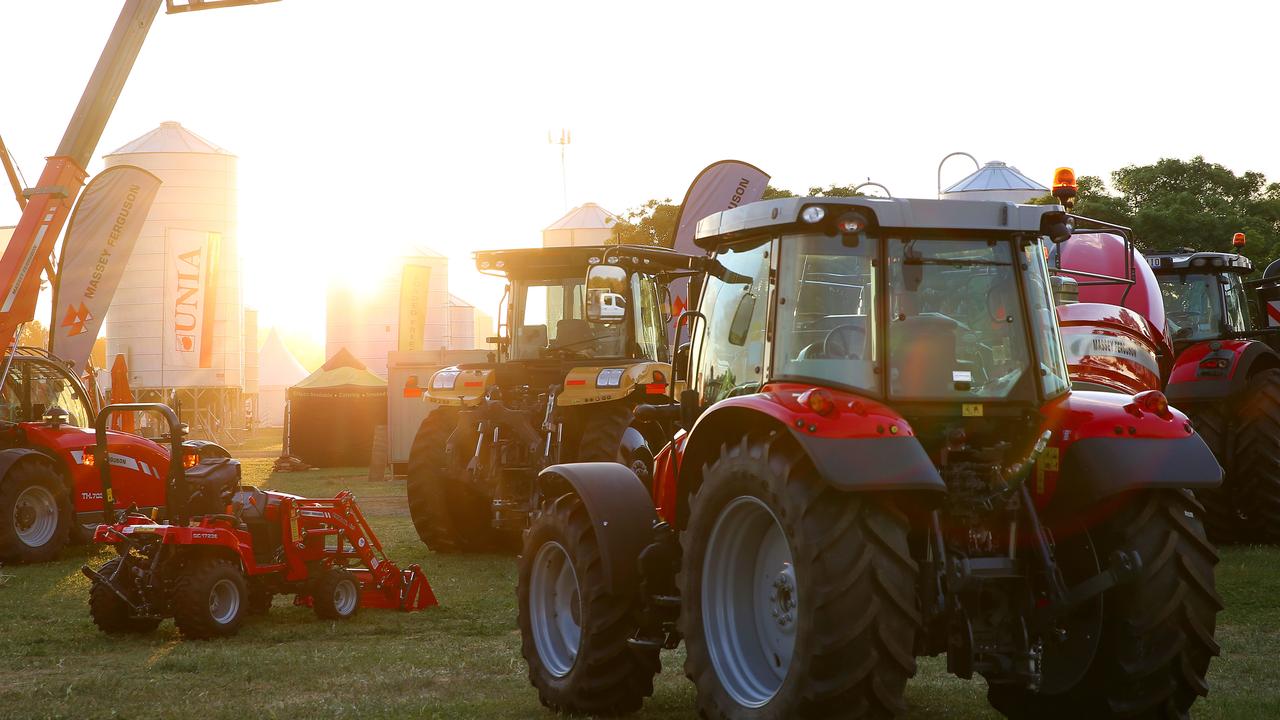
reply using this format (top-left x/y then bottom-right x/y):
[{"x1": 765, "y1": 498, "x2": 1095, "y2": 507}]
[
  {"x1": 209, "y1": 579, "x2": 241, "y2": 625},
  {"x1": 529, "y1": 540, "x2": 582, "y2": 677},
  {"x1": 702, "y1": 495, "x2": 796, "y2": 708},
  {"x1": 13, "y1": 485, "x2": 58, "y2": 548},
  {"x1": 333, "y1": 577, "x2": 358, "y2": 615}
]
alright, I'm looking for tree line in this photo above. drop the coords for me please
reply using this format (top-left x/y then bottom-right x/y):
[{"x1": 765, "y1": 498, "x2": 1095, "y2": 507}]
[{"x1": 611, "y1": 157, "x2": 1280, "y2": 269}]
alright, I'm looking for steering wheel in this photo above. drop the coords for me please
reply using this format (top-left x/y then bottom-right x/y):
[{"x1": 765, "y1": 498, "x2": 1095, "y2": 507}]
[{"x1": 822, "y1": 324, "x2": 866, "y2": 359}]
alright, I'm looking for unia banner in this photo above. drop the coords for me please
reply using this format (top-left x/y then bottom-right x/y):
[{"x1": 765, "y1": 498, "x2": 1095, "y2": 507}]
[
  {"x1": 399, "y1": 263, "x2": 431, "y2": 352},
  {"x1": 163, "y1": 229, "x2": 221, "y2": 370},
  {"x1": 49, "y1": 165, "x2": 161, "y2": 375}
]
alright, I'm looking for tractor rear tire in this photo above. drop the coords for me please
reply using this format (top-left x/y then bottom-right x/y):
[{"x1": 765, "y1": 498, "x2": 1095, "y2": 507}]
[
  {"x1": 518, "y1": 492, "x2": 658, "y2": 716},
  {"x1": 88, "y1": 558, "x2": 161, "y2": 634},
  {"x1": 407, "y1": 408, "x2": 466, "y2": 551},
  {"x1": 312, "y1": 566, "x2": 360, "y2": 620},
  {"x1": 1232, "y1": 369, "x2": 1280, "y2": 543},
  {"x1": 173, "y1": 556, "x2": 248, "y2": 639},
  {"x1": 1183, "y1": 405, "x2": 1241, "y2": 544},
  {"x1": 0, "y1": 460, "x2": 69, "y2": 564},
  {"x1": 988, "y1": 490, "x2": 1221, "y2": 719},
  {"x1": 680, "y1": 434, "x2": 918, "y2": 719}
]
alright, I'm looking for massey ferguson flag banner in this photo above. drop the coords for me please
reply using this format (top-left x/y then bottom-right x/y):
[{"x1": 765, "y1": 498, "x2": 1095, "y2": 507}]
[
  {"x1": 398, "y1": 264, "x2": 432, "y2": 351},
  {"x1": 668, "y1": 160, "x2": 770, "y2": 334},
  {"x1": 49, "y1": 165, "x2": 161, "y2": 374},
  {"x1": 163, "y1": 229, "x2": 221, "y2": 370}
]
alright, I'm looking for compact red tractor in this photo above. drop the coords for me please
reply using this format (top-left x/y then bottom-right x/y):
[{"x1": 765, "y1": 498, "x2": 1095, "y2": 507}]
[
  {"x1": 83, "y1": 403, "x2": 436, "y2": 639},
  {"x1": 0, "y1": 348, "x2": 235, "y2": 564},
  {"x1": 514, "y1": 195, "x2": 1222, "y2": 719},
  {"x1": 1049, "y1": 170, "x2": 1280, "y2": 543}
]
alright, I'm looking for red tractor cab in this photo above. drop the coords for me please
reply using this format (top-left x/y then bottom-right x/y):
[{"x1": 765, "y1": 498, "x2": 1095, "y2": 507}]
[
  {"x1": 83, "y1": 403, "x2": 436, "y2": 639},
  {"x1": 0, "y1": 348, "x2": 230, "y2": 563},
  {"x1": 1054, "y1": 225, "x2": 1280, "y2": 543},
  {"x1": 514, "y1": 195, "x2": 1222, "y2": 719}
]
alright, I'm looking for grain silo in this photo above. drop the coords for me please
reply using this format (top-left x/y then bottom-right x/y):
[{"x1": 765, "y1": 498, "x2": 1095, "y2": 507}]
[
  {"x1": 940, "y1": 161, "x2": 1049, "y2": 204},
  {"x1": 103, "y1": 122, "x2": 243, "y2": 441},
  {"x1": 542, "y1": 202, "x2": 620, "y2": 247},
  {"x1": 326, "y1": 250, "x2": 461, "y2": 378}
]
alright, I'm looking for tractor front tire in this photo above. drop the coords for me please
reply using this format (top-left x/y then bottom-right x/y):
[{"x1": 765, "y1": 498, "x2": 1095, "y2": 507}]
[
  {"x1": 574, "y1": 401, "x2": 634, "y2": 462},
  {"x1": 0, "y1": 460, "x2": 69, "y2": 564},
  {"x1": 88, "y1": 558, "x2": 161, "y2": 634},
  {"x1": 989, "y1": 490, "x2": 1221, "y2": 719},
  {"x1": 518, "y1": 492, "x2": 658, "y2": 716},
  {"x1": 312, "y1": 566, "x2": 360, "y2": 620},
  {"x1": 1233, "y1": 369, "x2": 1280, "y2": 543},
  {"x1": 173, "y1": 556, "x2": 248, "y2": 639},
  {"x1": 680, "y1": 433, "x2": 918, "y2": 719},
  {"x1": 1183, "y1": 405, "x2": 1241, "y2": 544}
]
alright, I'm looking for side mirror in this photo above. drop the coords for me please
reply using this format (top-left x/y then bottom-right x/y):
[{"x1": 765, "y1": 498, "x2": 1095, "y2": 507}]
[
  {"x1": 585, "y1": 265, "x2": 629, "y2": 324},
  {"x1": 1050, "y1": 275, "x2": 1079, "y2": 305}
]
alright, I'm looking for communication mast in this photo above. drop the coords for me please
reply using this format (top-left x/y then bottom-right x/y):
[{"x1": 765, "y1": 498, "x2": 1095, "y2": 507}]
[{"x1": 549, "y1": 129, "x2": 571, "y2": 211}]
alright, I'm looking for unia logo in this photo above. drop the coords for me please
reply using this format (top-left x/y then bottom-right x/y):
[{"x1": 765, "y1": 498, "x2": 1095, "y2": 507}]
[
  {"x1": 174, "y1": 248, "x2": 202, "y2": 352},
  {"x1": 60, "y1": 302, "x2": 93, "y2": 336}
]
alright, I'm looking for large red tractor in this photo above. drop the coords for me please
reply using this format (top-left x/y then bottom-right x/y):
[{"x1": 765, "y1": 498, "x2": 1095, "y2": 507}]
[
  {"x1": 513, "y1": 195, "x2": 1222, "y2": 719},
  {"x1": 0, "y1": 347, "x2": 231, "y2": 563},
  {"x1": 1048, "y1": 173, "x2": 1280, "y2": 543}
]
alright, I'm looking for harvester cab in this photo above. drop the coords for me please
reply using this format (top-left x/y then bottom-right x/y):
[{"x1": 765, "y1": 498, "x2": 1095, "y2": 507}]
[
  {"x1": 83, "y1": 402, "x2": 436, "y2": 640},
  {"x1": 406, "y1": 245, "x2": 696, "y2": 552},
  {"x1": 515, "y1": 194, "x2": 1222, "y2": 720}
]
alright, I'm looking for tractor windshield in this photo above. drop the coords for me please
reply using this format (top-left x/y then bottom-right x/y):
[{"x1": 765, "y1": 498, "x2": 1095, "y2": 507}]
[
  {"x1": 511, "y1": 277, "x2": 627, "y2": 360},
  {"x1": 1158, "y1": 272, "x2": 1248, "y2": 341},
  {"x1": 774, "y1": 234, "x2": 1069, "y2": 402}
]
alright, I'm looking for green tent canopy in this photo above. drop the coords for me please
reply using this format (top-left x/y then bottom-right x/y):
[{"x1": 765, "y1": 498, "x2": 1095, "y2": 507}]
[{"x1": 286, "y1": 348, "x2": 387, "y2": 467}]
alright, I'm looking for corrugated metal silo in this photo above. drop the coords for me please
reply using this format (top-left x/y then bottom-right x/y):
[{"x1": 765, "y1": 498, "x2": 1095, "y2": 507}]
[{"x1": 102, "y1": 122, "x2": 243, "y2": 439}]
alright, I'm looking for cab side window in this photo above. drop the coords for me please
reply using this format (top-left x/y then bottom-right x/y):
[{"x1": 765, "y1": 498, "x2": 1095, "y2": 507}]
[{"x1": 693, "y1": 239, "x2": 771, "y2": 405}]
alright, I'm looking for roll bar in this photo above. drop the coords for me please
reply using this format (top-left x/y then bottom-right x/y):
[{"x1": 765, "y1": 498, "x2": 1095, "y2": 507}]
[{"x1": 95, "y1": 403, "x2": 187, "y2": 525}]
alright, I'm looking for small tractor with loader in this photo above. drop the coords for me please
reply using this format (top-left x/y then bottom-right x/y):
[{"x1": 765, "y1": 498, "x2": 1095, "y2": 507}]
[
  {"x1": 407, "y1": 245, "x2": 697, "y2": 552},
  {"x1": 83, "y1": 403, "x2": 436, "y2": 639},
  {"x1": 1049, "y1": 168, "x2": 1280, "y2": 543},
  {"x1": 515, "y1": 195, "x2": 1223, "y2": 719}
]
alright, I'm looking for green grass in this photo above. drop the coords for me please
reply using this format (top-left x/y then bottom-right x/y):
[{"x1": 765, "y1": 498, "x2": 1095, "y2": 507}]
[{"x1": 1, "y1": 461, "x2": 1278, "y2": 718}]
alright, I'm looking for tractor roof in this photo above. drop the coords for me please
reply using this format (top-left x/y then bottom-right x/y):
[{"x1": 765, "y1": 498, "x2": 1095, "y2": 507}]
[
  {"x1": 475, "y1": 244, "x2": 699, "y2": 277},
  {"x1": 474, "y1": 246, "x2": 613, "y2": 278},
  {"x1": 1143, "y1": 249, "x2": 1252, "y2": 274},
  {"x1": 693, "y1": 196, "x2": 1063, "y2": 250}
]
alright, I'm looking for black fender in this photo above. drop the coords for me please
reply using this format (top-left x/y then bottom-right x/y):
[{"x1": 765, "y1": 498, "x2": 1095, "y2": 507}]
[
  {"x1": 1048, "y1": 434, "x2": 1223, "y2": 515},
  {"x1": 676, "y1": 405, "x2": 945, "y2": 523},
  {"x1": 1166, "y1": 341, "x2": 1280, "y2": 404},
  {"x1": 0, "y1": 447, "x2": 61, "y2": 483},
  {"x1": 182, "y1": 440, "x2": 231, "y2": 460},
  {"x1": 537, "y1": 462, "x2": 658, "y2": 595}
]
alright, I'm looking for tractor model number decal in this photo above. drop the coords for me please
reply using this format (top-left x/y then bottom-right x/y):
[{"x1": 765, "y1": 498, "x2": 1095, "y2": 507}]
[{"x1": 192, "y1": 532, "x2": 218, "y2": 540}]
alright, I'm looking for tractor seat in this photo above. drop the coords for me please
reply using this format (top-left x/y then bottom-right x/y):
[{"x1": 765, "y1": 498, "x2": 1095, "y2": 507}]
[{"x1": 186, "y1": 458, "x2": 242, "y2": 516}]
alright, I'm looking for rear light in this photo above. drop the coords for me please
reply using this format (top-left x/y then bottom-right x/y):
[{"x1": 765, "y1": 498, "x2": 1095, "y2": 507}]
[
  {"x1": 798, "y1": 388, "x2": 838, "y2": 417},
  {"x1": 646, "y1": 369, "x2": 668, "y2": 395},
  {"x1": 183, "y1": 452, "x2": 200, "y2": 469},
  {"x1": 81, "y1": 450, "x2": 95, "y2": 466},
  {"x1": 801, "y1": 206, "x2": 826, "y2": 224},
  {"x1": 1133, "y1": 390, "x2": 1171, "y2": 418},
  {"x1": 1199, "y1": 358, "x2": 1229, "y2": 370}
]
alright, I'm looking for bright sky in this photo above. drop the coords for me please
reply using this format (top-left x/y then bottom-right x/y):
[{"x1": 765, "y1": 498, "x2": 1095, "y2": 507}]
[{"x1": 2, "y1": 0, "x2": 1276, "y2": 356}]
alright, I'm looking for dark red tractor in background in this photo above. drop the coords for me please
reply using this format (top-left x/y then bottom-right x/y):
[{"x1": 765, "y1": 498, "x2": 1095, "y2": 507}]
[
  {"x1": 1049, "y1": 169, "x2": 1280, "y2": 543},
  {"x1": 514, "y1": 194, "x2": 1222, "y2": 719},
  {"x1": 0, "y1": 347, "x2": 231, "y2": 564}
]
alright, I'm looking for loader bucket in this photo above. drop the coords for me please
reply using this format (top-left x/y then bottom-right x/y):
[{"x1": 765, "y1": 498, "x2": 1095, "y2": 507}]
[{"x1": 350, "y1": 563, "x2": 438, "y2": 611}]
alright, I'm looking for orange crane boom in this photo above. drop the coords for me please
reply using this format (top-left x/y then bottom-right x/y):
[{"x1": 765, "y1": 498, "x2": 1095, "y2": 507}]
[{"x1": 0, "y1": 0, "x2": 278, "y2": 347}]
